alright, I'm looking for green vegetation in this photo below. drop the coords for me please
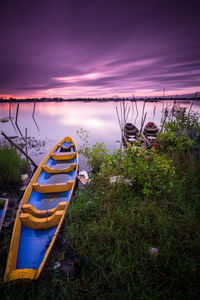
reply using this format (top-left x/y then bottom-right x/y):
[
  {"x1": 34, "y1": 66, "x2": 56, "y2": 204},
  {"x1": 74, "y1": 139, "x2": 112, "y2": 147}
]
[
  {"x1": 0, "y1": 108, "x2": 200, "y2": 299},
  {"x1": 0, "y1": 147, "x2": 28, "y2": 191}
]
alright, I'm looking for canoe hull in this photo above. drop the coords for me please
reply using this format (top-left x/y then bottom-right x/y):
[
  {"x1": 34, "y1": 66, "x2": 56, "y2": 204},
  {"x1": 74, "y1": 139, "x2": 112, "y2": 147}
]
[{"x1": 4, "y1": 137, "x2": 78, "y2": 283}]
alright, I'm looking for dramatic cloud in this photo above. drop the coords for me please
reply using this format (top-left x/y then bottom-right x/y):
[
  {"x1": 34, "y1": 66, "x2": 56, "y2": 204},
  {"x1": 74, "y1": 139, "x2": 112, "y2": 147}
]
[{"x1": 0, "y1": 0, "x2": 200, "y2": 98}]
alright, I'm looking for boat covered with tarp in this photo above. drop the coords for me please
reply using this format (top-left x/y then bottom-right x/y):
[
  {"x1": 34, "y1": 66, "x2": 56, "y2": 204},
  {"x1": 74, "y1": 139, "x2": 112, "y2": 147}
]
[{"x1": 4, "y1": 137, "x2": 78, "y2": 283}]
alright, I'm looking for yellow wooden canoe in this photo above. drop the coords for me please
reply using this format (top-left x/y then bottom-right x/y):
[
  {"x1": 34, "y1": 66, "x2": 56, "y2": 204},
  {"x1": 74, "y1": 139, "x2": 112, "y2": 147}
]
[{"x1": 4, "y1": 137, "x2": 78, "y2": 283}]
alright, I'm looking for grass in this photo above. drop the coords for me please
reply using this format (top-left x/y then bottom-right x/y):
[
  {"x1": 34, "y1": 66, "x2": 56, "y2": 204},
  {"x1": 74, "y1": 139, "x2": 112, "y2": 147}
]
[
  {"x1": 0, "y1": 108, "x2": 200, "y2": 299},
  {"x1": 0, "y1": 147, "x2": 28, "y2": 191}
]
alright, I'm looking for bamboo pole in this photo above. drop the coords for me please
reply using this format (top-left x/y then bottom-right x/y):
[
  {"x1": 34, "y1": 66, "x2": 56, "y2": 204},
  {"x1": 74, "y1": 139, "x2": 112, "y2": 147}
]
[
  {"x1": 125, "y1": 107, "x2": 131, "y2": 124},
  {"x1": 8, "y1": 102, "x2": 17, "y2": 133},
  {"x1": 140, "y1": 100, "x2": 146, "y2": 132},
  {"x1": 9, "y1": 102, "x2": 11, "y2": 119},
  {"x1": 116, "y1": 107, "x2": 123, "y2": 132},
  {"x1": 134, "y1": 100, "x2": 138, "y2": 125},
  {"x1": 1, "y1": 131, "x2": 37, "y2": 168},
  {"x1": 131, "y1": 102, "x2": 134, "y2": 122},
  {"x1": 188, "y1": 92, "x2": 197, "y2": 114},
  {"x1": 116, "y1": 107, "x2": 132, "y2": 149},
  {"x1": 32, "y1": 102, "x2": 40, "y2": 131},
  {"x1": 15, "y1": 103, "x2": 19, "y2": 125},
  {"x1": 140, "y1": 112, "x2": 147, "y2": 133},
  {"x1": 153, "y1": 105, "x2": 156, "y2": 119},
  {"x1": 14, "y1": 103, "x2": 26, "y2": 141},
  {"x1": 32, "y1": 102, "x2": 36, "y2": 118}
]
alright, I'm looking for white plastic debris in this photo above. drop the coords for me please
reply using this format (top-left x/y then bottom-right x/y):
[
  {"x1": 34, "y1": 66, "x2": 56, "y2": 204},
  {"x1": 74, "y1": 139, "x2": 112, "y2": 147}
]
[
  {"x1": 79, "y1": 170, "x2": 89, "y2": 180},
  {"x1": 21, "y1": 174, "x2": 28, "y2": 181},
  {"x1": 149, "y1": 247, "x2": 159, "y2": 257},
  {"x1": 53, "y1": 262, "x2": 61, "y2": 270},
  {"x1": 110, "y1": 175, "x2": 132, "y2": 186}
]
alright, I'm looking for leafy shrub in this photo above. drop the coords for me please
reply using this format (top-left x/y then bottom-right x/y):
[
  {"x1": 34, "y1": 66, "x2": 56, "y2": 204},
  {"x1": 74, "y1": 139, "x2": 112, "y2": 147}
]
[
  {"x1": 158, "y1": 106, "x2": 200, "y2": 155},
  {"x1": 77, "y1": 129, "x2": 175, "y2": 201}
]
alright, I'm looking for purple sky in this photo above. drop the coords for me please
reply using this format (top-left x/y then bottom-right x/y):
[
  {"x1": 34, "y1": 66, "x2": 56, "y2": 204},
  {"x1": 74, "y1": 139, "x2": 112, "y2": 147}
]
[{"x1": 0, "y1": 0, "x2": 200, "y2": 98}]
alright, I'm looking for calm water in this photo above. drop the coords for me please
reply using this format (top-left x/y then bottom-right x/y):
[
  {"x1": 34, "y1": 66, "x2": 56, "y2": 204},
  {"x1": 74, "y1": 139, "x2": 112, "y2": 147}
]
[{"x1": 0, "y1": 100, "x2": 200, "y2": 168}]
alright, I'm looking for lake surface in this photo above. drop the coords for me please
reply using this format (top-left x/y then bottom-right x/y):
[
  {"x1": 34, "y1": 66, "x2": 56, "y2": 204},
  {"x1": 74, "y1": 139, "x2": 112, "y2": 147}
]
[{"x1": 0, "y1": 100, "x2": 200, "y2": 168}]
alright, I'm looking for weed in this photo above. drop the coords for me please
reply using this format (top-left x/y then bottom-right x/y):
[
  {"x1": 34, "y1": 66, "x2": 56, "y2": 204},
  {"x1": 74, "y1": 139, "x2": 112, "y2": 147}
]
[{"x1": 0, "y1": 147, "x2": 28, "y2": 190}]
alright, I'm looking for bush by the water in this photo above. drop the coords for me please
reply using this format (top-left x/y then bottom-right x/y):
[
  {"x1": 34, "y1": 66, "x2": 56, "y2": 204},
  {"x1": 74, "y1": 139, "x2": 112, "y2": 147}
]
[{"x1": 0, "y1": 147, "x2": 27, "y2": 190}]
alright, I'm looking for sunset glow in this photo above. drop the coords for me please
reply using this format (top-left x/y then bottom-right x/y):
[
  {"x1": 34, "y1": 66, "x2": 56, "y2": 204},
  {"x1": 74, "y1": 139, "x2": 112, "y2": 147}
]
[{"x1": 0, "y1": 1, "x2": 199, "y2": 99}]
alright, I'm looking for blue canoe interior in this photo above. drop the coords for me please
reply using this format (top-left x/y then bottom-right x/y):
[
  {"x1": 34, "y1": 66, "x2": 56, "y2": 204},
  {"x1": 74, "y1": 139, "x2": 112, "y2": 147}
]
[{"x1": 4, "y1": 137, "x2": 78, "y2": 283}]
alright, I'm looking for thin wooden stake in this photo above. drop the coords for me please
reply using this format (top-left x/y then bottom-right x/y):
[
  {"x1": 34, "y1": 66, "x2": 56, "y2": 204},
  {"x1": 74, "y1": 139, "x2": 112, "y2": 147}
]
[
  {"x1": 116, "y1": 107, "x2": 123, "y2": 132},
  {"x1": 15, "y1": 103, "x2": 19, "y2": 125},
  {"x1": 188, "y1": 92, "x2": 197, "y2": 114},
  {"x1": 140, "y1": 112, "x2": 147, "y2": 133},
  {"x1": 125, "y1": 107, "x2": 131, "y2": 124},
  {"x1": 140, "y1": 100, "x2": 146, "y2": 132}
]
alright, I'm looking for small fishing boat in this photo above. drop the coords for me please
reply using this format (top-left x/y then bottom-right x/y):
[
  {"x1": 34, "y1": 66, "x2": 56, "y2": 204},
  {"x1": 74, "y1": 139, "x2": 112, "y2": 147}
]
[
  {"x1": 143, "y1": 122, "x2": 159, "y2": 149},
  {"x1": 123, "y1": 123, "x2": 140, "y2": 147},
  {"x1": 4, "y1": 137, "x2": 78, "y2": 283},
  {"x1": 143, "y1": 122, "x2": 159, "y2": 137},
  {"x1": 0, "y1": 198, "x2": 9, "y2": 233}
]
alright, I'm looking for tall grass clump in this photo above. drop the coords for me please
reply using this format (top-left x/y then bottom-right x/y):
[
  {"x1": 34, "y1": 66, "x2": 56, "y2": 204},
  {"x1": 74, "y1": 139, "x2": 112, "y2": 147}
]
[{"x1": 0, "y1": 147, "x2": 27, "y2": 190}]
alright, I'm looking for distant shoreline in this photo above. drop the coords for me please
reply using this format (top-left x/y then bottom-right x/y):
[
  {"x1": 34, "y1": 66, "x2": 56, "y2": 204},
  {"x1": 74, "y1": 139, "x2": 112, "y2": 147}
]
[{"x1": 0, "y1": 97, "x2": 199, "y2": 103}]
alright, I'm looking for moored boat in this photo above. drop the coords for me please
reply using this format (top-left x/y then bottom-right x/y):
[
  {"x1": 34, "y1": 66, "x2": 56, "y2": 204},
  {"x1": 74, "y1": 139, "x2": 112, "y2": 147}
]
[
  {"x1": 143, "y1": 122, "x2": 159, "y2": 137},
  {"x1": 0, "y1": 198, "x2": 9, "y2": 233},
  {"x1": 4, "y1": 137, "x2": 78, "y2": 283},
  {"x1": 143, "y1": 122, "x2": 159, "y2": 149},
  {"x1": 123, "y1": 123, "x2": 140, "y2": 147}
]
